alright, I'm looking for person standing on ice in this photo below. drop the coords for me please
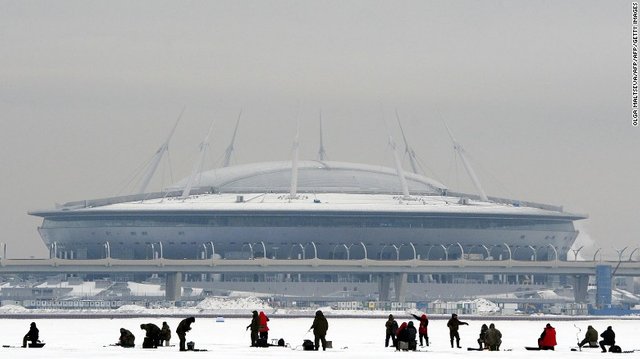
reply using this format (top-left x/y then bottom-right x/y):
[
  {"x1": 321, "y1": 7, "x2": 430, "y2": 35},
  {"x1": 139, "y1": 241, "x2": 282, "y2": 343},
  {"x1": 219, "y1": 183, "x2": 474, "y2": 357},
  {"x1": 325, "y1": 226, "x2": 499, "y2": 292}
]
[
  {"x1": 538, "y1": 323, "x2": 557, "y2": 350},
  {"x1": 410, "y1": 313, "x2": 429, "y2": 346},
  {"x1": 246, "y1": 310, "x2": 260, "y2": 347},
  {"x1": 258, "y1": 311, "x2": 270, "y2": 342},
  {"x1": 385, "y1": 314, "x2": 399, "y2": 347},
  {"x1": 140, "y1": 323, "x2": 162, "y2": 348},
  {"x1": 22, "y1": 322, "x2": 39, "y2": 348},
  {"x1": 446, "y1": 313, "x2": 468, "y2": 348},
  {"x1": 176, "y1": 317, "x2": 195, "y2": 352},
  {"x1": 310, "y1": 310, "x2": 329, "y2": 351},
  {"x1": 405, "y1": 321, "x2": 418, "y2": 351}
]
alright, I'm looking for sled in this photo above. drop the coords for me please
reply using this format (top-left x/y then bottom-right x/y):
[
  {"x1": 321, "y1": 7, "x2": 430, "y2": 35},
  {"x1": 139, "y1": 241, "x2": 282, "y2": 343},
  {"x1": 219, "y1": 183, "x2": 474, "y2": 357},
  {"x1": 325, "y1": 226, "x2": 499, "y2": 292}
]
[
  {"x1": 467, "y1": 347, "x2": 486, "y2": 351},
  {"x1": 2, "y1": 343, "x2": 46, "y2": 348},
  {"x1": 525, "y1": 346, "x2": 554, "y2": 351}
]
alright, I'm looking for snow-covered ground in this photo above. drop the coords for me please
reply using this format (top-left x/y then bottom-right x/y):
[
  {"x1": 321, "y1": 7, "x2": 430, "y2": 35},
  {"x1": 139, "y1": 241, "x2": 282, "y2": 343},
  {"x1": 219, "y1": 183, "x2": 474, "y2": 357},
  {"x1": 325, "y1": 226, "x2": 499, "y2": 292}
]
[{"x1": 0, "y1": 316, "x2": 639, "y2": 358}]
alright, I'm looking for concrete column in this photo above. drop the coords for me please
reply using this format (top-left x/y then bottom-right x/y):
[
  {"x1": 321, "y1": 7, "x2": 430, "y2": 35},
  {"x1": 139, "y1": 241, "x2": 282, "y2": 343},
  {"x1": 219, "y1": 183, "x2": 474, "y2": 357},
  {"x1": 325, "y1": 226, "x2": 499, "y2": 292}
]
[
  {"x1": 166, "y1": 272, "x2": 182, "y2": 301},
  {"x1": 572, "y1": 275, "x2": 589, "y2": 303},
  {"x1": 393, "y1": 273, "x2": 408, "y2": 302},
  {"x1": 378, "y1": 274, "x2": 391, "y2": 301}
]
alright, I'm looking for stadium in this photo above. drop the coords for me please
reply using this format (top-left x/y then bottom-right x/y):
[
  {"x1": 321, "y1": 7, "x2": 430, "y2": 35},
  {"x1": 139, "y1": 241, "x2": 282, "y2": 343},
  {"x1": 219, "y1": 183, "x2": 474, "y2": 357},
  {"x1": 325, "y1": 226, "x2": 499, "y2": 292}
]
[{"x1": 30, "y1": 159, "x2": 584, "y2": 262}]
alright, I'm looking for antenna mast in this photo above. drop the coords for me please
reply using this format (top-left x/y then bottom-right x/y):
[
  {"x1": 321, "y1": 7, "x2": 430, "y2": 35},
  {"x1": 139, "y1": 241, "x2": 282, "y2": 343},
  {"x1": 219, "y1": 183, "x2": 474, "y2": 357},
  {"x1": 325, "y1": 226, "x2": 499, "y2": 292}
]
[
  {"x1": 137, "y1": 107, "x2": 185, "y2": 194},
  {"x1": 181, "y1": 120, "x2": 215, "y2": 199},
  {"x1": 395, "y1": 110, "x2": 419, "y2": 174},
  {"x1": 222, "y1": 109, "x2": 242, "y2": 167},
  {"x1": 318, "y1": 110, "x2": 327, "y2": 161},
  {"x1": 444, "y1": 122, "x2": 489, "y2": 202}
]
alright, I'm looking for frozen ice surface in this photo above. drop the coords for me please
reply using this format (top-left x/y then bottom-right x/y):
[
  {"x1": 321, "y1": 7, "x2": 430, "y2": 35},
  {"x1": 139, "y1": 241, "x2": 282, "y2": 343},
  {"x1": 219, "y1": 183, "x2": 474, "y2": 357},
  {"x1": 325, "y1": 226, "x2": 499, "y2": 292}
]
[{"x1": 0, "y1": 316, "x2": 639, "y2": 358}]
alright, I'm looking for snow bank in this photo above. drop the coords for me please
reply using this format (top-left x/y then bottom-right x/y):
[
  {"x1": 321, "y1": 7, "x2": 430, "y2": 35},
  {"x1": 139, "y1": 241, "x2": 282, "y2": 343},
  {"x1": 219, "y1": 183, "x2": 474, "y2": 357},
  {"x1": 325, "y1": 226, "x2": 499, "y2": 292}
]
[
  {"x1": 115, "y1": 304, "x2": 147, "y2": 313},
  {"x1": 0, "y1": 304, "x2": 29, "y2": 313},
  {"x1": 472, "y1": 298, "x2": 500, "y2": 313},
  {"x1": 196, "y1": 296, "x2": 272, "y2": 311}
]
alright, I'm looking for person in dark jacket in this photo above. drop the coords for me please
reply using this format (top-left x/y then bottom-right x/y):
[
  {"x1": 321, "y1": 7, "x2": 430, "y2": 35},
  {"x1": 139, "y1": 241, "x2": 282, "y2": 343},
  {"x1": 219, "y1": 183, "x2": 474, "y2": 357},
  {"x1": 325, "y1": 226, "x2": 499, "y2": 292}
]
[
  {"x1": 246, "y1": 310, "x2": 260, "y2": 347},
  {"x1": 310, "y1": 310, "x2": 329, "y2": 351},
  {"x1": 118, "y1": 328, "x2": 135, "y2": 348},
  {"x1": 176, "y1": 317, "x2": 195, "y2": 352},
  {"x1": 258, "y1": 311, "x2": 270, "y2": 342},
  {"x1": 410, "y1": 313, "x2": 429, "y2": 346},
  {"x1": 385, "y1": 314, "x2": 399, "y2": 347},
  {"x1": 485, "y1": 323, "x2": 502, "y2": 351},
  {"x1": 140, "y1": 323, "x2": 162, "y2": 348},
  {"x1": 446, "y1": 313, "x2": 468, "y2": 348},
  {"x1": 538, "y1": 323, "x2": 557, "y2": 350},
  {"x1": 578, "y1": 325, "x2": 598, "y2": 348},
  {"x1": 477, "y1": 323, "x2": 489, "y2": 350},
  {"x1": 599, "y1": 326, "x2": 615, "y2": 353},
  {"x1": 160, "y1": 322, "x2": 171, "y2": 347},
  {"x1": 22, "y1": 322, "x2": 39, "y2": 348},
  {"x1": 405, "y1": 321, "x2": 418, "y2": 351}
]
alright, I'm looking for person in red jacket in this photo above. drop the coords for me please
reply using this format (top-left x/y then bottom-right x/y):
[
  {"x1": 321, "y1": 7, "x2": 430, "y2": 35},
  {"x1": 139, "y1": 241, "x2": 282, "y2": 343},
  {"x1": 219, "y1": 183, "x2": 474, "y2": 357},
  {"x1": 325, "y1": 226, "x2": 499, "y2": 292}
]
[
  {"x1": 258, "y1": 311, "x2": 270, "y2": 342},
  {"x1": 395, "y1": 322, "x2": 408, "y2": 350},
  {"x1": 410, "y1": 313, "x2": 429, "y2": 346},
  {"x1": 538, "y1": 323, "x2": 557, "y2": 350}
]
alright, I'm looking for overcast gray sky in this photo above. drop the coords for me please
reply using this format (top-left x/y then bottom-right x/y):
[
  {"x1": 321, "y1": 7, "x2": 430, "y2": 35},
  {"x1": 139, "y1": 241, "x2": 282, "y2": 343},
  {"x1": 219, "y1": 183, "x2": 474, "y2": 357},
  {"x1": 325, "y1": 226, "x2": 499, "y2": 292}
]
[{"x1": 0, "y1": 0, "x2": 634, "y2": 259}]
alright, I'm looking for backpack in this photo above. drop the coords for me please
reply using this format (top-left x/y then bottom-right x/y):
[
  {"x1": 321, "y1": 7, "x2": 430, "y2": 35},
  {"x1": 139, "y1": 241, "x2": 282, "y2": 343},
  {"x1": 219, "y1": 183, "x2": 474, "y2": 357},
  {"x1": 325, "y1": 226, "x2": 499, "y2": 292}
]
[
  {"x1": 610, "y1": 345, "x2": 622, "y2": 353},
  {"x1": 302, "y1": 339, "x2": 315, "y2": 351},
  {"x1": 277, "y1": 338, "x2": 285, "y2": 347}
]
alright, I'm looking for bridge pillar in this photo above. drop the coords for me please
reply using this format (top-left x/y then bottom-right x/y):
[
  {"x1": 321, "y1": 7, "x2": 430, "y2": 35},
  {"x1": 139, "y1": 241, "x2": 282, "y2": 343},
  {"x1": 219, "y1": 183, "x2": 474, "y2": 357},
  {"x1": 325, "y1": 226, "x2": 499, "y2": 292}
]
[
  {"x1": 572, "y1": 275, "x2": 589, "y2": 303},
  {"x1": 378, "y1": 275, "x2": 391, "y2": 301},
  {"x1": 595, "y1": 265, "x2": 612, "y2": 308},
  {"x1": 166, "y1": 272, "x2": 182, "y2": 301},
  {"x1": 393, "y1": 273, "x2": 407, "y2": 302}
]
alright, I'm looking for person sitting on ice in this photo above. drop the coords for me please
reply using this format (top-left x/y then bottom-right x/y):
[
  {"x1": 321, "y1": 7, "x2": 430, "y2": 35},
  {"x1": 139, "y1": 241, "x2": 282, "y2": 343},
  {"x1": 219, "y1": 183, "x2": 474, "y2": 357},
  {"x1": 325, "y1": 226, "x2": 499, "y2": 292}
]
[
  {"x1": 485, "y1": 323, "x2": 502, "y2": 351},
  {"x1": 578, "y1": 325, "x2": 598, "y2": 348},
  {"x1": 538, "y1": 323, "x2": 557, "y2": 350},
  {"x1": 477, "y1": 323, "x2": 488, "y2": 350},
  {"x1": 22, "y1": 322, "x2": 39, "y2": 348},
  {"x1": 118, "y1": 328, "x2": 135, "y2": 348},
  {"x1": 599, "y1": 326, "x2": 616, "y2": 353}
]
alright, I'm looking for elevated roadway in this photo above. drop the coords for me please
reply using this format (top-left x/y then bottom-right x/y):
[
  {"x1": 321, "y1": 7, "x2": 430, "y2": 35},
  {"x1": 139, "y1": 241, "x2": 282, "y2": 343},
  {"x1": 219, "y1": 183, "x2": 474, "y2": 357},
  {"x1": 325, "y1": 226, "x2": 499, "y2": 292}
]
[{"x1": 1, "y1": 257, "x2": 639, "y2": 275}]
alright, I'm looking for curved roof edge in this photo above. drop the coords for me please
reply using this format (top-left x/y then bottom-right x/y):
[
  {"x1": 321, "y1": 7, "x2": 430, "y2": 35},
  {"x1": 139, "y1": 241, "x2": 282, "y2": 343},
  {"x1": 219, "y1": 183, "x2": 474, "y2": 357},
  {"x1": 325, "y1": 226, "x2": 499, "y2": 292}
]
[{"x1": 168, "y1": 160, "x2": 448, "y2": 194}]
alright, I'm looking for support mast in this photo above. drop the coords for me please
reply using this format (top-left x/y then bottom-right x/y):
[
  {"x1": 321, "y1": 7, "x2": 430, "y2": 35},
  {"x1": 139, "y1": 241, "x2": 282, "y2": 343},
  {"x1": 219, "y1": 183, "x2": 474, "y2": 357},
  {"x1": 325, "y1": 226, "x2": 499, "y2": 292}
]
[
  {"x1": 395, "y1": 110, "x2": 419, "y2": 174},
  {"x1": 137, "y1": 108, "x2": 184, "y2": 194},
  {"x1": 444, "y1": 122, "x2": 489, "y2": 202},
  {"x1": 222, "y1": 110, "x2": 242, "y2": 167},
  {"x1": 384, "y1": 118, "x2": 410, "y2": 199},
  {"x1": 318, "y1": 111, "x2": 327, "y2": 161},
  {"x1": 181, "y1": 120, "x2": 215, "y2": 199},
  {"x1": 289, "y1": 119, "x2": 300, "y2": 199}
]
